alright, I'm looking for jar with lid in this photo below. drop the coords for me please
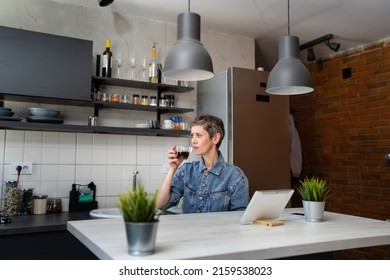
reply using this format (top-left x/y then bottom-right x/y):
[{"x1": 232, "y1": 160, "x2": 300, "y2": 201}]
[
  {"x1": 132, "y1": 94, "x2": 140, "y2": 105},
  {"x1": 110, "y1": 93, "x2": 120, "y2": 103},
  {"x1": 33, "y1": 195, "x2": 48, "y2": 215},
  {"x1": 4, "y1": 181, "x2": 19, "y2": 216},
  {"x1": 141, "y1": 95, "x2": 149, "y2": 105},
  {"x1": 46, "y1": 197, "x2": 62, "y2": 214},
  {"x1": 18, "y1": 188, "x2": 34, "y2": 215},
  {"x1": 150, "y1": 96, "x2": 157, "y2": 106}
]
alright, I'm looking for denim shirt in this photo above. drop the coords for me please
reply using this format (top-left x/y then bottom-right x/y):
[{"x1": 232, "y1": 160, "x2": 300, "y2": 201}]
[{"x1": 165, "y1": 152, "x2": 249, "y2": 213}]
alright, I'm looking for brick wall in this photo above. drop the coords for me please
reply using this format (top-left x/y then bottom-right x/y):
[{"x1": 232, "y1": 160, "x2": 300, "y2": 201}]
[{"x1": 290, "y1": 39, "x2": 390, "y2": 259}]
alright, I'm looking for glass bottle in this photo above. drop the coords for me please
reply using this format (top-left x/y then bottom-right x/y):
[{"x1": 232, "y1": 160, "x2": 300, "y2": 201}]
[
  {"x1": 148, "y1": 43, "x2": 158, "y2": 83},
  {"x1": 4, "y1": 181, "x2": 19, "y2": 216},
  {"x1": 102, "y1": 39, "x2": 113, "y2": 78}
]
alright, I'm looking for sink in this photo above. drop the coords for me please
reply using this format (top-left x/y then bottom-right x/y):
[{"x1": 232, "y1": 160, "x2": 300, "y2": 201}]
[
  {"x1": 90, "y1": 205, "x2": 183, "y2": 219},
  {"x1": 90, "y1": 208, "x2": 122, "y2": 219}
]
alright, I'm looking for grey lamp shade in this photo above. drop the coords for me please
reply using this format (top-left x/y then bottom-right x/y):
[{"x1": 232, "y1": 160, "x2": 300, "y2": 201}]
[
  {"x1": 163, "y1": 12, "x2": 214, "y2": 81},
  {"x1": 98, "y1": 0, "x2": 114, "y2": 7},
  {"x1": 266, "y1": 36, "x2": 314, "y2": 95}
]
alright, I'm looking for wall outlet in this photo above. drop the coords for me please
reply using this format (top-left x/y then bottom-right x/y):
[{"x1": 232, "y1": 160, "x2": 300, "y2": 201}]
[{"x1": 11, "y1": 163, "x2": 33, "y2": 175}]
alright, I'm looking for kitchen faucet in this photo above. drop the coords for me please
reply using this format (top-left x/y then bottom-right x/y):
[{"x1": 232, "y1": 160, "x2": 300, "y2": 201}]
[{"x1": 132, "y1": 170, "x2": 139, "y2": 188}]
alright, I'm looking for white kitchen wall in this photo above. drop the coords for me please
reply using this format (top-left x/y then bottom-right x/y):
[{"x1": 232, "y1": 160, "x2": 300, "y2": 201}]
[{"x1": 0, "y1": 0, "x2": 255, "y2": 211}]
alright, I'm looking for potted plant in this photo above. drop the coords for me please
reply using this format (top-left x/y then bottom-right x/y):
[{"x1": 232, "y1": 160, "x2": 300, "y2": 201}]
[
  {"x1": 118, "y1": 185, "x2": 159, "y2": 256},
  {"x1": 297, "y1": 176, "x2": 332, "y2": 222}
]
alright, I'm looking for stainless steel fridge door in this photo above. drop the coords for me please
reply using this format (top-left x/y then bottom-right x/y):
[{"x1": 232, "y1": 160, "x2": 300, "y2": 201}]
[{"x1": 197, "y1": 69, "x2": 231, "y2": 161}]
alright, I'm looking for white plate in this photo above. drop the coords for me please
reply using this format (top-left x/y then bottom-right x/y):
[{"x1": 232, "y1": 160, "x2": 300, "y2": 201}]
[
  {"x1": 135, "y1": 123, "x2": 149, "y2": 128},
  {"x1": 161, "y1": 126, "x2": 173, "y2": 130}
]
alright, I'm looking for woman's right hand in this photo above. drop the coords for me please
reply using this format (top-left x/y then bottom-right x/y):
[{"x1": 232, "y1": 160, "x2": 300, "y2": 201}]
[{"x1": 168, "y1": 145, "x2": 183, "y2": 170}]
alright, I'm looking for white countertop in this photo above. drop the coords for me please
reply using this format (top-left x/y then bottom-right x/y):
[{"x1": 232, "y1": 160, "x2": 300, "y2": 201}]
[{"x1": 67, "y1": 208, "x2": 390, "y2": 260}]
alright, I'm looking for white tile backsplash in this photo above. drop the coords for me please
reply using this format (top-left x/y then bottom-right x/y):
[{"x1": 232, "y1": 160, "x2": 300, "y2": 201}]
[{"x1": 0, "y1": 129, "x2": 193, "y2": 210}]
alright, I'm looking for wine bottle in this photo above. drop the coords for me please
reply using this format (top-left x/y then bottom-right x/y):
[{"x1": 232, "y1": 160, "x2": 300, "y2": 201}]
[
  {"x1": 102, "y1": 39, "x2": 113, "y2": 78},
  {"x1": 148, "y1": 44, "x2": 158, "y2": 83}
]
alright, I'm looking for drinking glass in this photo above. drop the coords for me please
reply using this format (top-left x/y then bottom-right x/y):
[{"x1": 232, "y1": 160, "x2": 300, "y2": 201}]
[
  {"x1": 175, "y1": 145, "x2": 193, "y2": 160},
  {"x1": 128, "y1": 55, "x2": 138, "y2": 80},
  {"x1": 141, "y1": 57, "x2": 148, "y2": 82},
  {"x1": 114, "y1": 57, "x2": 123, "y2": 78}
]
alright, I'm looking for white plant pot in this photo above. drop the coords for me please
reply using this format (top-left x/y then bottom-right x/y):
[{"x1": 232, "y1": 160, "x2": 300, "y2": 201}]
[{"x1": 302, "y1": 200, "x2": 326, "y2": 222}]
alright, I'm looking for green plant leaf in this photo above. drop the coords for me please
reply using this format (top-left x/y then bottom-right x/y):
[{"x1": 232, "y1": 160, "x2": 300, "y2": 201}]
[
  {"x1": 117, "y1": 183, "x2": 159, "y2": 222},
  {"x1": 297, "y1": 176, "x2": 332, "y2": 202}
]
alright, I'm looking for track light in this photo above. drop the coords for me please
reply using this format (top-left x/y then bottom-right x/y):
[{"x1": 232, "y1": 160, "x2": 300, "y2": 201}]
[
  {"x1": 98, "y1": 0, "x2": 114, "y2": 7},
  {"x1": 325, "y1": 40, "x2": 340, "y2": 52},
  {"x1": 299, "y1": 34, "x2": 340, "y2": 61},
  {"x1": 307, "y1": 48, "x2": 316, "y2": 61}
]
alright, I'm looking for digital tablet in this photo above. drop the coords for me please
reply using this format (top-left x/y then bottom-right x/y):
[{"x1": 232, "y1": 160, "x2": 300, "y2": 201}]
[{"x1": 240, "y1": 189, "x2": 294, "y2": 224}]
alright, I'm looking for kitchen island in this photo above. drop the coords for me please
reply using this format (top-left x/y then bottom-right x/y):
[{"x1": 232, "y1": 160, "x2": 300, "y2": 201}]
[{"x1": 67, "y1": 208, "x2": 390, "y2": 259}]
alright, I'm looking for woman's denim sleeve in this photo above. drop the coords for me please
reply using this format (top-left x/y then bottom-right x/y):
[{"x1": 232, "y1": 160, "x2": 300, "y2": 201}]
[{"x1": 229, "y1": 173, "x2": 250, "y2": 211}]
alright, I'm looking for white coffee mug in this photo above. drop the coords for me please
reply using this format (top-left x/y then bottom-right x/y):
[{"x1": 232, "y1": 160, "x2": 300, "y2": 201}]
[{"x1": 163, "y1": 119, "x2": 173, "y2": 129}]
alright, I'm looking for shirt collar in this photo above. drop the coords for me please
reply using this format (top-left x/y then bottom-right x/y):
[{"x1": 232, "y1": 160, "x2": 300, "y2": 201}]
[{"x1": 198, "y1": 152, "x2": 225, "y2": 175}]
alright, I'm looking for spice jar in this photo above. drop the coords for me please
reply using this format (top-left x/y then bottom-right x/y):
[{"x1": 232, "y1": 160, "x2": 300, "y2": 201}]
[
  {"x1": 4, "y1": 181, "x2": 19, "y2": 216},
  {"x1": 110, "y1": 93, "x2": 120, "y2": 103},
  {"x1": 33, "y1": 195, "x2": 48, "y2": 215},
  {"x1": 141, "y1": 95, "x2": 149, "y2": 105},
  {"x1": 132, "y1": 94, "x2": 140, "y2": 105},
  {"x1": 120, "y1": 94, "x2": 130, "y2": 103},
  {"x1": 150, "y1": 96, "x2": 157, "y2": 106},
  {"x1": 18, "y1": 188, "x2": 34, "y2": 215},
  {"x1": 47, "y1": 198, "x2": 62, "y2": 214}
]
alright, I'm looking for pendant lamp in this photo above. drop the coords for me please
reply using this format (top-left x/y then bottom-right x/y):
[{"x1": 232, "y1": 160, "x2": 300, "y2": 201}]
[
  {"x1": 98, "y1": 0, "x2": 114, "y2": 7},
  {"x1": 163, "y1": 0, "x2": 214, "y2": 81},
  {"x1": 266, "y1": 0, "x2": 313, "y2": 95}
]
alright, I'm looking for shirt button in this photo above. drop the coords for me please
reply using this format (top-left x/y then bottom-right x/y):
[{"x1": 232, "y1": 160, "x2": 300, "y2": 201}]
[{"x1": 199, "y1": 196, "x2": 203, "y2": 200}]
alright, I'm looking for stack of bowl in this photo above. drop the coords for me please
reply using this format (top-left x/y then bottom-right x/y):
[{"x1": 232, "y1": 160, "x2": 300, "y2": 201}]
[
  {"x1": 0, "y1": 107, "x2": 14, "y2": 117},
  {"x1": 0, "y1": 107, "x2": 21, "y2": 121},
  {"x1": 26, "y1": 108, "x2": 63, "y2": 123}
]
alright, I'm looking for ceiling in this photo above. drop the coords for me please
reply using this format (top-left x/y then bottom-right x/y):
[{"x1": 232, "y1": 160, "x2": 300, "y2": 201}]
[{"x1": 53, "y1": 0, "x2": 390, "y2": 70}]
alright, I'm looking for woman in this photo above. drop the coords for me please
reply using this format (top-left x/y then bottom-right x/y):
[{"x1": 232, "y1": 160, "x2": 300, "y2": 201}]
[{"x1": 156, "y1": 114, "x2": 249, "y2": 213}]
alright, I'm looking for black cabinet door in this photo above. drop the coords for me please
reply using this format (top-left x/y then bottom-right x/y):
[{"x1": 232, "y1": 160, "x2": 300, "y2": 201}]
[{"x1": 0, "y1": 25, "x2": 92, "y2": 102}]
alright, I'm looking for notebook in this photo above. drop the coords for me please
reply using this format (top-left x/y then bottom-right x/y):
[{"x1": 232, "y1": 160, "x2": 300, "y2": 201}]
[{"x1": 240, "y1": 189, "x2": 294, "y2": 224}]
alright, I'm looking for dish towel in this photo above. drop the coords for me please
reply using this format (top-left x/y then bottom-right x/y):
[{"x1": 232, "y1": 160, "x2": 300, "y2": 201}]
[{"x1": 289, "y1": 113, "x2": 302, "y2": 178}]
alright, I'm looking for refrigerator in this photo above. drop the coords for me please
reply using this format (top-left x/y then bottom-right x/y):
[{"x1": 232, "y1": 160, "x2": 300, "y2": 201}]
[{"x1": 197, "y1": 67, "x2": 290, "y2": 196}]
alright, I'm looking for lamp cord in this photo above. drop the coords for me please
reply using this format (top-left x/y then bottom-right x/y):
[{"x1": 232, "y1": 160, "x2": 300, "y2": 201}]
[
  {"x1": 188, "y1": 0, "x2": 190, "y2": 12},
  {"x1": 287, "y1": 0, "x2": 290, "y2": 36}
]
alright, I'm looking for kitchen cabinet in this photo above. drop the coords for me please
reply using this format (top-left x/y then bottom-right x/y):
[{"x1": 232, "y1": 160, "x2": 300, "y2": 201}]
[{"x1": 0, "y1": 77, "x2": 194, "y2": 137}]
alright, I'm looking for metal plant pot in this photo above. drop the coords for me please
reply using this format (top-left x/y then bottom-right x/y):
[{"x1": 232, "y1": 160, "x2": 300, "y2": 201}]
[
  {"x1": 302, "y1": 200, "x2": 326, "y2": 222},
  {"x1": 124, "y1": 220, "x2": 159, "y2": 256}
]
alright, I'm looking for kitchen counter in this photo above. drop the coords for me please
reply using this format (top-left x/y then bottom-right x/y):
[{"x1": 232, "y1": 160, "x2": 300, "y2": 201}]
[
  {"x1": 0, "y1": 211, "x2": 92, "y2": 236},
  {"x1": 67, "y1": 208, "x2": 390, "y2": 260}
]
